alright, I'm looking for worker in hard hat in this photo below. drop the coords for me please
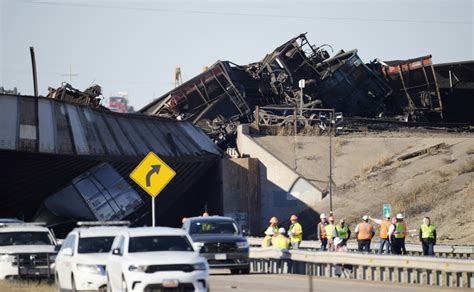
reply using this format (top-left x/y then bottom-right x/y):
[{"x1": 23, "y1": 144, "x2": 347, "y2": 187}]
[
  {"x1": 272, "y1": 227, "x2": 290, "y2": 249},
  {"x1": 262, "y1": 217, "x2": 279, "y2": 247},
  {"x1": 355, "y1": 215, "x2": 375, "y2": 252},
  {"x1": 335, "y1": 219, "x2": 351, "y2": 245},
  {"x1": 288, "y1": 215, "x2": 303, "y2": 249},
  {"x1": 419, "y1": 217, "x2": 436, "y2": 256},
  {"x1": 388, "y1": 213, "x2": 407, "y2": 255},
  {"x1": 317, "y1": 214, "x2": 328, "y2": 251},
  {"x1": 369, "y1": 213, "x2": 392, "y2": 254},
  {"x1": 326, "y1": 216, "x2": 337, "y2": 251}
]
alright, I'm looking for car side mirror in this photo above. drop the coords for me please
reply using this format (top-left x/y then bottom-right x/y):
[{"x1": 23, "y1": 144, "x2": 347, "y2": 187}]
[
  {"x1": 61, "y1": 247, "x2": 73, "y2": 256},
  {"x1": 54, "y1": 244, "x2": 62, "y2": 252},
  {"x1": 192, "y1": 242, "x2": 204, "y2": 252},
  {"x1": 112, "y1": 248, "x2": 121, "y2": 256},
  {"x1": 242, "y1": 229, "x2": 249, "y2": 236}
]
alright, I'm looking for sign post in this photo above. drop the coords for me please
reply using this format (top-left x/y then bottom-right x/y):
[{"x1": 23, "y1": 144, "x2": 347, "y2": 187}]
[
  {"x1": 383, "y1": 203, "x2": 391, "y2": 219},
  {"x1": 130, "y1": 152, "x2": 176, "y2": 227}
]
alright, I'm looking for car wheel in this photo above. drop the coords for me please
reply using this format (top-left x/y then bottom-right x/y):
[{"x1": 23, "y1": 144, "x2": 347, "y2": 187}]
[
  {"x1": 121, "y1": 274, "x2": 128, "y2": 292},
  {"x1": 230, "y1": 269, "x2": 240, "y2": 275},
  {"x1": 240, "y1": 267, "x2": 250, "y2": 274}
]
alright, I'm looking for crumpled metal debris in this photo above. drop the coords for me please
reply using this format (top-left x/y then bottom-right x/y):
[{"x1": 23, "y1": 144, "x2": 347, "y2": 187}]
[
  {"x1": 47, "y1": 83, "x2": 104, "y2": 108},
  {"x1": 140, "y1": 33, "x2": 474, "y2": 147}
]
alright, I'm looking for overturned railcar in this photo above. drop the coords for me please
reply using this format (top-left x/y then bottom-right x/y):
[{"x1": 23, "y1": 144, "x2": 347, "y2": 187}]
[{"x1": 140, "y1": 34, "x2": 393, "y2": 145}]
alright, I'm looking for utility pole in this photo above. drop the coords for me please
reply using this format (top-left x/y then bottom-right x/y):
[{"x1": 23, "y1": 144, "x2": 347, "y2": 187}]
[
  {"x1": 29, "y1": 47, "x2": 38, "y2": 97},
  {"x1": 298, "y1": 79, "x2": 305, "y2": 116},
  {"x1": 328, "y1": 110, "x2": 334, "y2": 215}
]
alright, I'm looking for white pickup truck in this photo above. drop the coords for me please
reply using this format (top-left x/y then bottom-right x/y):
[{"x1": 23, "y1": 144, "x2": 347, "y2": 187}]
[{"x1": 0, "y1": 222, "x2": 57, "y2": 280}]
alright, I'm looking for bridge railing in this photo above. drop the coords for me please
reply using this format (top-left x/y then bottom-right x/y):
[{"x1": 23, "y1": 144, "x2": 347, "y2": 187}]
[
  {"x1": 247, "y1": 237, "x2": 474, "y2": 258},
  {"x1": 249, "y1": 247, "x2": 474, "y2": 288}
]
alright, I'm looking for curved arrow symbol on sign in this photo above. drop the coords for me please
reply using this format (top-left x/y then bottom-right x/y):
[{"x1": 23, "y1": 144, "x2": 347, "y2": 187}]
[{"x1": 146, "y1": 165, "x2": 161, "y2": 187}]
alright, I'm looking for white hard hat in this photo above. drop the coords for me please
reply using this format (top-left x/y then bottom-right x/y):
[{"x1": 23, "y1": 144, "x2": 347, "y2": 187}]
[
  {"x1": 320, "y1": 213, "x2": 327, "y2": 219},
  {"x1": 278, "y1": 227, "x2": 286, "y2": 234},
  {"x1": 334, "y1": 237, "x2": 343, "y2": 246},
  {"x1": 362, "y1": 215, "x2": 369, "y2": 221},
  {"x1": 396, "y1": 213, "x2": 404, "y2": 219}
]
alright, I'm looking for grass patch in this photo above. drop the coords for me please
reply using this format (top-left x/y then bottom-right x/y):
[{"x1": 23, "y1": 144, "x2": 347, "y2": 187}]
[
  {"x1": 389, "y1": 184, "x2": 437, "y2": 216},
  {"x1": 434, "y1": 170, "x2": 451, "y2": 178},
  {"x1": 457, "y1": 158, "x2": 474, "y2": 175},
  {"x1": 0, "y1": 280, "x2": 54, "y2": 292},
  {"x1": 443, "y1": 157, "x2": 456, "y2": 164},
  {"x1": 466, "y1": 146, "x2": 474, "y2": 155},
  {"x1": 359, "y1": 154, "x2": 393, "y2": 177}
]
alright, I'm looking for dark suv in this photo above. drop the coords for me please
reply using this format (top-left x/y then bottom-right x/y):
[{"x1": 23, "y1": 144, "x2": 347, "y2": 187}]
[{"x1": 182, "y1": 216, "x2": 250, "y2": 274}]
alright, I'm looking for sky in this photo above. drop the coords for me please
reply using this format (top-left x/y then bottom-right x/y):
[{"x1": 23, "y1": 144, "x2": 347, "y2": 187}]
[{"x1": 1, "y1": 0, "x2": 473, "y2": 109}]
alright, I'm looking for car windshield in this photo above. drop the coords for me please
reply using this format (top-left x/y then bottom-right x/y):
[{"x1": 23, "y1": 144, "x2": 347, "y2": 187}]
[
  {"x1": 189, "y1": 220, "x2": 239, "y2": 235},
  {"x1": 0, "y1": 232, "x2": 54, "y2": 246},
  {"x1": 78, "y1": 236, "x2": 115, "y2": 254},
  {"x1": 128, "y1": 236, "x2": 193, "y2": 253}
]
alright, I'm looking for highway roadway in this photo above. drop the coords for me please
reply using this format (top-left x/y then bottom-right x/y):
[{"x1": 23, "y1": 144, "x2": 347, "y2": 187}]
[{"x1": 209, "y1": 270, "x2": 466, "y2": 292}]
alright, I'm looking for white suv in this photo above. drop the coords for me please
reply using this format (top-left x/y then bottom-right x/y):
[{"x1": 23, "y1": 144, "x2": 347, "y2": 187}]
[
  {"x1": 0, "y1": 222, "x2": 57, "y2": 280},
  {"x1": 55, "y1": 223, "x2": 128, "y2": 291},
  {"x1": 106, "y1": 227, "x2": 209, "y2": 292}
]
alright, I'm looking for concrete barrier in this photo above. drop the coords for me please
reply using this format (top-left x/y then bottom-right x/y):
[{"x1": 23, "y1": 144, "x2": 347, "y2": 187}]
[
  {"x1": 247, "y1": 237, "x2": 474, "y2": 258},
  {"x1": 249, "y1": 247, "x2": 474, "y2": 288}
]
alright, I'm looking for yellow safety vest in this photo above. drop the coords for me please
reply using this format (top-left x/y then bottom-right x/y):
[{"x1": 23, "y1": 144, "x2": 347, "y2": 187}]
[
  {"x1": 420, "y1": 224, "x2": 436, "y2": 239},
  {"x1": 272, "y1": 235, "x2": 289, "y2": 249},
  {"x1": 336, "y1": 225, "x2": 349, "y2": 239},
  {"x1": 394, "y1": 222, "x2": 406, "y2": 239},
  {"x1": 289, "y1": 222, "x2": 303, "y2": 242},
  {"x1": 326, "y1": 224, "x2": 336, "y2": 239}
]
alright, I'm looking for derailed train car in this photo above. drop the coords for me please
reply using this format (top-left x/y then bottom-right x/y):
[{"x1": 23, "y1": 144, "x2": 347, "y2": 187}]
[
  {"x1": 140, "y1": 33, "x2": 474, "y2": 146},
  {"x1": 140, "y1": 34, "x2": 393, "y2": 145}
]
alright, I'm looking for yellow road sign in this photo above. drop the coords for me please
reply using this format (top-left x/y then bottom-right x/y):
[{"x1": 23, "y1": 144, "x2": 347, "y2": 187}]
[{"x1": 129, "y1": 152, "x2": 176, "y2": 197}]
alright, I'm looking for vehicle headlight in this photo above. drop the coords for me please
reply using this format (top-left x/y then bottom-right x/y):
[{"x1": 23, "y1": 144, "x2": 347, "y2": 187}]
[
  {"x1": 236, "y1": 241, "x2": 249, "y2": 249},
  {"x1": 193, "y1": 262, "x2": 207, "y2": 271},
  {"x1": 76, "y1": 264, "x2": 105, "y2": 275},
  {"x1": 0, "y1": 254, "x2": 15, "y2": 263},
  {"x1": 128, "y1": 265, "x2": 147, "y2": 273}
]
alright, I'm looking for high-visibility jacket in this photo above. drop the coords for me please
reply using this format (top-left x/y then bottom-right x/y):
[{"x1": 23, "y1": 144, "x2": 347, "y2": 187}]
[
  {"x1": 357, "y1": 222, "x2": 373, "y2": 240},
  {"x1": 335, "y1": 224, "x2": 349, "y2": 240},
  {"x1": 272, "y1": 235, "x2": 289, "y2": 249},
  {"x1": 326, "y1": 224, "x2": 336, "y2": 239},
  {"x1": 394, "y1": 222, "x2": 406, "y2": 239},
  {"x1": 380, "y1": 220, "x2": 391, "y2": 239},
  {"x1": 289, "y1": 222, "x2": 303, "y2": 242},
  {"x1": 262, "y1": 236, "x2": 272, "y2": 247},
  {"x1": 420, "y1": 224, "x2": 436, "y2": 239},
  {"x1": 320, "y1": 223, "x2": 327, "y2": 239}
]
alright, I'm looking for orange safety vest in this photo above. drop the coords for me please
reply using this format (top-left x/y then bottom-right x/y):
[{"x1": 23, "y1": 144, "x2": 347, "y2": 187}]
[
  {"x1": 320, "y1": 224, "x2": 327, "y2": 239},
  {"x1": 357, "y1": 222, "x2": 373, "y2": 240},
  {"x1": 380, "y1": 220, "x2": 391, "y2": 239}
]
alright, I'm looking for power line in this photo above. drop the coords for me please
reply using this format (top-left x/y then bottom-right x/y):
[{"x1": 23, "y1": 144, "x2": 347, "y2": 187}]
[{"x1": 29, "y1": 1, "x2": 471, "y2": 25}]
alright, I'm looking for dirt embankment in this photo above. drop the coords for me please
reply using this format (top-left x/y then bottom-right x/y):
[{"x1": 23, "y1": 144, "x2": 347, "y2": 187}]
[{"x1": 254, "y1": 132, "x2": 474, "y2": 244}]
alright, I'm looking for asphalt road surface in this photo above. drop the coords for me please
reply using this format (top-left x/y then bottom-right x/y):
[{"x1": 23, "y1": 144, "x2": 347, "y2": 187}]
[{"x1": 209, "y1": 270, "x2": 467, "y2": 292}]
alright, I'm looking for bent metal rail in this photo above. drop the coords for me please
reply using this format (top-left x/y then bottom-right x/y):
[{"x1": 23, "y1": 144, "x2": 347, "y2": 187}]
[
  {"x1": 247, "y1": 237, "x2": 474, "y2": 259},
  {"x1": 249, "y1": 248, "x2": 474, "y2": 289}
]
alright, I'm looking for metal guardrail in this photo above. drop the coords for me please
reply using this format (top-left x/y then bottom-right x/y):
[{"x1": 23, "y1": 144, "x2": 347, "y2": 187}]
[
  {"x1": 249, "y1": 248, "x2": 474, "y2": 288},
  {"x1": 247, "y1": 237, "x2": 474, "y2": 258}
]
